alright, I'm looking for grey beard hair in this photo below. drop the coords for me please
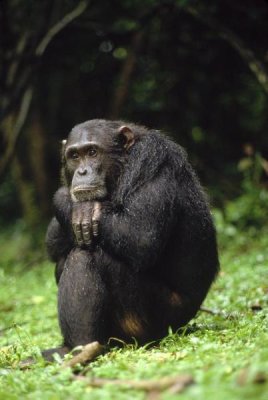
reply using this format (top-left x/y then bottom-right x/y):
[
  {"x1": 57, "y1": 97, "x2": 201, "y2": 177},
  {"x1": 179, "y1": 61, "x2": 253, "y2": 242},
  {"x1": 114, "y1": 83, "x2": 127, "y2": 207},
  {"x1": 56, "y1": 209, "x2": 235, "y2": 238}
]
[{"x1": 71, "y1": 187, "x2": 107, "y2": 202}]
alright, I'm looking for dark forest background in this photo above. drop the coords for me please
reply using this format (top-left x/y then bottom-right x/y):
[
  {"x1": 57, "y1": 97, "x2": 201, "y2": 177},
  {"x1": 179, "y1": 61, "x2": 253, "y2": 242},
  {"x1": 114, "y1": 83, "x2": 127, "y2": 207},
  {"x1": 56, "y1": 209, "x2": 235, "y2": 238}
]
[{"x1": 0, "y1": 0, "x2": 268, "y2": 237}]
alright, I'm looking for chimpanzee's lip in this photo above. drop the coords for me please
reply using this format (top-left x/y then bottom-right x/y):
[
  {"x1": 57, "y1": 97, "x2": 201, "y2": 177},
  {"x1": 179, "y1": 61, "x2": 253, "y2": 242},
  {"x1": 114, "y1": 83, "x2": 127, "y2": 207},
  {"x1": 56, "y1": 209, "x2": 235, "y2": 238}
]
[{"x1": 73, "y1": 185, "x2": 97, "y2": 193}]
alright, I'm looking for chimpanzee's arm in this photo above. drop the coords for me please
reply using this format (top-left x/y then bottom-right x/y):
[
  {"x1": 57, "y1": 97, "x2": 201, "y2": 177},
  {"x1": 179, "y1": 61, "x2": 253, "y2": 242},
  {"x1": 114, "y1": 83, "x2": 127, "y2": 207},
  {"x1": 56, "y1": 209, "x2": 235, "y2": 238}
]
[
  {"x1": 99, "y1": 165, "x2": 177, "y2": 269},
  {"x1": 53, "y1": 186, "x2": 97, "y2": 248},
  {"x1": 99, "y1": 162, "x2": 216, "y2": 272},
  {"x1": 45, "y1": 187, "x2": 74, "y2": 263},
  {"x1": 46, "y1": 217, "x2": 73, "y2": 262},
  {"x1": 53, "y1": 186, "x2": 73, "y2": 229}
]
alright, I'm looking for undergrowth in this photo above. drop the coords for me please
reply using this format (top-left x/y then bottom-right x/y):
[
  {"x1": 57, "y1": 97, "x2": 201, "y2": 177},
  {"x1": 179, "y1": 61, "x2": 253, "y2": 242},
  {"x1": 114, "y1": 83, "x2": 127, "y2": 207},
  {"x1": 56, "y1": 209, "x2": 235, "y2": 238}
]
[{"x1": 0, "y1": 216, "x2": 267, "y2": 399}]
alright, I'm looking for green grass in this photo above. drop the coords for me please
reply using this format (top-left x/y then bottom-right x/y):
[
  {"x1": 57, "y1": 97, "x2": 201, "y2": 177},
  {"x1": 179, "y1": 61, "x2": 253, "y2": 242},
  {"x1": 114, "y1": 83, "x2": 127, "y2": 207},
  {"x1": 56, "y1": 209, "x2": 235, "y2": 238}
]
[{"x1": 0, "y1": 222, "x2": 267, "y2": 400}]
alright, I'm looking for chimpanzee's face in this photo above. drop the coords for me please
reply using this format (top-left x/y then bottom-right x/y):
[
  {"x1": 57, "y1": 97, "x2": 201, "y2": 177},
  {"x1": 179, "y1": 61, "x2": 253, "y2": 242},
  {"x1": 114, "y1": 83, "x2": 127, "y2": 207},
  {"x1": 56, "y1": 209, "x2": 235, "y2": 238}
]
[
  {"x1": 63, "y1": 121, "x2": 135, "y2": 202},
  {"x1": 65, "y1": 131, "x2": 107, "y2": 202}
]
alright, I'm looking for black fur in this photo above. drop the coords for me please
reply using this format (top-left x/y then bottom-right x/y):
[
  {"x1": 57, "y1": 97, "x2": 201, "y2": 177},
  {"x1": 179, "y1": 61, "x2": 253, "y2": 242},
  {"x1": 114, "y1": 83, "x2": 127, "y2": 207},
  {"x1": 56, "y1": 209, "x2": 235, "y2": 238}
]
[{"x1": 46, "y1": 119, "x2": 219, "y2": 349}]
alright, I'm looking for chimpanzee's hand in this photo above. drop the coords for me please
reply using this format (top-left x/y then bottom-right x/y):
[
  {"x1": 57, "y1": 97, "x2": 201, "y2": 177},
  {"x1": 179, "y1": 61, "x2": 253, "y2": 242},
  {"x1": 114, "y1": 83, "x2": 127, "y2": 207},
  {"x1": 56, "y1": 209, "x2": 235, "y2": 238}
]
[{"x1": 72, "y1": 201, "x2": 101, "y2": 248}]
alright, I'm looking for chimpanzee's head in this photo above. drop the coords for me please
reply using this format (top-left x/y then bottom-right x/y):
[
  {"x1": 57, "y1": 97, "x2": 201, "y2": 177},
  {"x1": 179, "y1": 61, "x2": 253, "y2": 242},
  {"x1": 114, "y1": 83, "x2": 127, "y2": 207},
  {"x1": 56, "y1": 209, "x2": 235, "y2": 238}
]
[{"x1": 62, "y1": 120, "x2": 136, "y2": 202}]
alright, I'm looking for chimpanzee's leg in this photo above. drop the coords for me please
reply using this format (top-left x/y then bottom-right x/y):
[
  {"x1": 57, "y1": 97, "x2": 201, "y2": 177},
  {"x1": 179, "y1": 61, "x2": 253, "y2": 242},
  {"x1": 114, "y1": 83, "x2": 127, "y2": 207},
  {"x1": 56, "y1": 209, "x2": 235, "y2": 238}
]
[
  {"x1": 109, "y1": 269, "x2": 198, "y2": 344},
  {"x1": 55, "y1": 257, "x2": 66, "y2": 284},
  {"x1": 46, "y1": 217, "x2": 73, "y2": 262},
  {"x1": 46, "y1": 217, "x2": 73, "y2": 284},
  {"x1": 58, "y1": 248, "x2": 110, "y2": 348}
]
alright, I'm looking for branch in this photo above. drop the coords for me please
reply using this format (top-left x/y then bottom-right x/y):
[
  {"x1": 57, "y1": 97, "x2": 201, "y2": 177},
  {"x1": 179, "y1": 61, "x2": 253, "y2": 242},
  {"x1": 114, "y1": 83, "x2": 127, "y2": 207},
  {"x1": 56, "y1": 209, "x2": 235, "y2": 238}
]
[
  {"x1": 1, "y1": 1, "x2": 88, "y2": 120},
  {"x1": 20, "y1": 342, "x2": 104, "y2": 369},
  {"x1": 182, "y1": 5, "x2": 268, "y2": 95},
  {"x1": 200, "y1": 306, "x2": 237, "y2": 320},
  {"x1": 6, "y1": 33, "x2": 29, "y2": 87},
  {"x1": 0, "y1": 1, "x2": 89, "y2": 178},
  {"x1": 62, "y1": 341, "x2": 105, "y2": 368},
  {"x1": 74, "y1": 374, "x2": 194, "y2": 394},
  {"x1": 0, "y1": 86, "x2": 33, "y2": 176},
  {"x1": 0, "y1": 322, "x2": 28, "y2": 336},
  {"x1": 35, "y1": 0, "x2": 89, "y2": 56}
]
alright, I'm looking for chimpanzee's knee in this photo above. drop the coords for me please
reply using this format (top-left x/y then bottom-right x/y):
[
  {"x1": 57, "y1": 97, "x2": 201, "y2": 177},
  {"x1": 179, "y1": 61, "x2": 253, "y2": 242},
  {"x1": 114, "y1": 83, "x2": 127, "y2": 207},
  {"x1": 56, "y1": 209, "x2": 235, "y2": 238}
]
[{"x1": 58, "y1": 249, "x2": 109, "y2": 347}]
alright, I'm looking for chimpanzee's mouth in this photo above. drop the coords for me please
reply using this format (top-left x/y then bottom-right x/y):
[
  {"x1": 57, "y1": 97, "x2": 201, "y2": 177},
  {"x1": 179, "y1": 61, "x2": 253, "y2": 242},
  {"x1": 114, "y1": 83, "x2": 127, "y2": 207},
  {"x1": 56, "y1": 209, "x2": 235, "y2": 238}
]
[
  {"x1": 71, "y1": 185, "x2": 107, "y2": 201},
  {"x1": 73, "y1": 185, "x2": 97, "y2": 193}
]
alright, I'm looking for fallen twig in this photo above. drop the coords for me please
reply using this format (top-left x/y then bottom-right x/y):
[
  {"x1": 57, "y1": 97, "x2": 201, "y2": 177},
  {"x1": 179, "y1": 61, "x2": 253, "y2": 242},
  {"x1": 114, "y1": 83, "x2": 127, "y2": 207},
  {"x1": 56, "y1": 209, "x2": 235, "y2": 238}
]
[
  {"x1": 62, "y1": 341, "x2": 105, "y2": 368},
  {"x1": 200, "y1": 306, "x2": 237, "y2": 319},
  {"x1": 74, "y1": 374, "x2": 194, "y2": 393},
  {"x1": 0, "y1": 322, "x2": 29, "y2": 336}
]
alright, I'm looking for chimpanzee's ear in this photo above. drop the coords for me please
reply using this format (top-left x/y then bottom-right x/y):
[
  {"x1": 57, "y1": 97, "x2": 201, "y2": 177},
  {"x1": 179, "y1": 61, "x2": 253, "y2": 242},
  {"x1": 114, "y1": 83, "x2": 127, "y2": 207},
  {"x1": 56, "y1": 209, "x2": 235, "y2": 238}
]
[
  {"x1": 118, "y1": 126, "x2": 135, "y2": 151},
  {"x1": 61, "y1": 140, "x2": 67, "y2": 163}
]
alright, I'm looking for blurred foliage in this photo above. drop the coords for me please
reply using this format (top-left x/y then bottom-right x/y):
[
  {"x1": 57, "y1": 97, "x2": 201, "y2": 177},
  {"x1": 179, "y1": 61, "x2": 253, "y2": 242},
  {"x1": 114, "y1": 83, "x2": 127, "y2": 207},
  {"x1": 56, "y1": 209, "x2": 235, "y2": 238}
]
[
  {"x1": 214, "y1": 147, "x2": 268, "y2": 246},
  {"x1": 0, "y1": 174, "x2": 20, "y2": 223},
  {"x1": 226, "y1": 154, "x2": 268, "y2": 227},
  {"x1": 0, "y1": 0, "x2": 268, "y2": 228},
  {"x1": 0, "y1": 222, "x2": 47, "y2": 269}
]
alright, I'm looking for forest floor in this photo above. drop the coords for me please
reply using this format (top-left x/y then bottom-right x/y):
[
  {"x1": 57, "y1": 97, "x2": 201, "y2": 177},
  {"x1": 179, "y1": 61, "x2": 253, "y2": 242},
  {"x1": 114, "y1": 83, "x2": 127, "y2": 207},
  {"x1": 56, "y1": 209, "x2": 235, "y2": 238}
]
[{"x1": 0, "y1": 221, "x2": 267, "y2": 400}]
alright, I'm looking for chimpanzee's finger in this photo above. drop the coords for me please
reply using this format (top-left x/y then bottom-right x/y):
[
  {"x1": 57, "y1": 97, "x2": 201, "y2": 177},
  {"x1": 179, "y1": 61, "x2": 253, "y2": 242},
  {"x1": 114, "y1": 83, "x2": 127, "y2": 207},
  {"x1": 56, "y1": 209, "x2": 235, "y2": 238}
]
[
  {"x1": 73, "y1": 223, "x2": 83, "y2": 246},
  {"x1": 82, "y1": 220, "x2": 92, "y2": 246},
  {"x1": 92, "y1": 202, "x2": 101, "y2": 237}
]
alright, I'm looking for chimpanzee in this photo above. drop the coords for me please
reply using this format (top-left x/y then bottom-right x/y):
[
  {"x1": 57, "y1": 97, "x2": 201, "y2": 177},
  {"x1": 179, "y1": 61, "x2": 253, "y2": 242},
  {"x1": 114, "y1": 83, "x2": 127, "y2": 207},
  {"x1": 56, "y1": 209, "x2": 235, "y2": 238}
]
[{"x1": 46, "y1": 119, "x2": 219, "y2": 350}]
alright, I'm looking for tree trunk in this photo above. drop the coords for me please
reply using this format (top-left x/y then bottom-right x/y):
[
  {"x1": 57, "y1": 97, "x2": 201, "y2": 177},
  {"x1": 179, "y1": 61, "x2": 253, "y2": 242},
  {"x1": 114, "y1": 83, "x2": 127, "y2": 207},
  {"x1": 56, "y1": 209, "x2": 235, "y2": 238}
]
[
  {"x1": 27, "y1": 112, "x2": 50, "y2": 217},
  {"x1": 10, "y1": 110, "x2": 50, "y2": 232},
  {"x1": 109, "y1": 30, "x2": 144, "y2": 119}
]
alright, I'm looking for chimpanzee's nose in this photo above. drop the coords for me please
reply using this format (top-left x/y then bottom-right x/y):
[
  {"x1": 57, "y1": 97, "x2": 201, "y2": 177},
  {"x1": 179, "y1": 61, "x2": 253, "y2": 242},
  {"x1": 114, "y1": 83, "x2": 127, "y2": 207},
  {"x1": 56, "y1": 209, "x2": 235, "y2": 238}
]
[{"x1": 78, "y1": 167, "x2": 87, "y2": 176}]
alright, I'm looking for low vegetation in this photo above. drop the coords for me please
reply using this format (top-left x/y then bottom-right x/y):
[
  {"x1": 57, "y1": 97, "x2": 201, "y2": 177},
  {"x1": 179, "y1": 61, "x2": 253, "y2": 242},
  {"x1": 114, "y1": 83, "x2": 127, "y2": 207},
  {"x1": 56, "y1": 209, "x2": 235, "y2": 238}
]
[{"x1": 0, "y1": 214, "x2": 267, "y2": 400}]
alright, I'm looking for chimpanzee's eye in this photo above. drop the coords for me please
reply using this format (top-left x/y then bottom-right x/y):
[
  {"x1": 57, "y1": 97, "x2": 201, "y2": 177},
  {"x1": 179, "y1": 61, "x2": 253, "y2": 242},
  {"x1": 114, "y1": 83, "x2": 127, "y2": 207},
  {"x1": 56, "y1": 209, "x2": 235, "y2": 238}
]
[
  {"x1": 69, "y1": 151, "x2": 79, "y2": 160},
  {"x1": 88, "y1": 147, "x2": 97, "y2": 157}
]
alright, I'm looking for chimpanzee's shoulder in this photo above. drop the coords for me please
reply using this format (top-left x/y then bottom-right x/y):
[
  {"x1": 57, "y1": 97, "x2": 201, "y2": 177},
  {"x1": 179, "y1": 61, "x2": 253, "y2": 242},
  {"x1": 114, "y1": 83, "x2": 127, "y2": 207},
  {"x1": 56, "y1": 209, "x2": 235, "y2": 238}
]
[{"x1": 137, "y1": 129, "x2": 188, "y2": 165}]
